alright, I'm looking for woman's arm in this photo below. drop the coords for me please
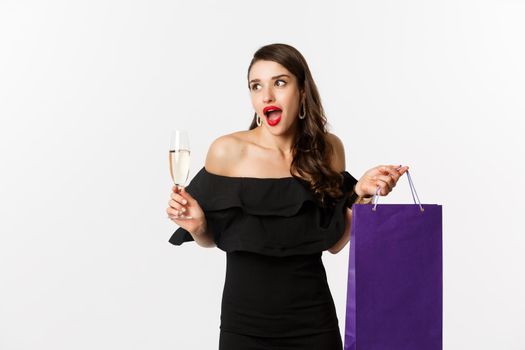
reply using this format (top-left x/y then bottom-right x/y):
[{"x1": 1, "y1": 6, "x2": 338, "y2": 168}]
[
  {"x1": 188, "y1": 135, "x2": 241, "y2": 248},
  {"x1": 168, "y1": 184, "x2": 216, "y2": 248},
  {"x1": 325, "y1": 134, "x2": 411, "y2": 254},
  {"x1": 189, "y1": 219, "x2": 216, "y2": 248},
  {"x1": 324, "y1": 133, "x2": 375, "y2": 254},
  {"x1": 328, "y1": 207, "x2": 352, "y2": 254},
  {"x1": 325, "y1": 133, "x2": 351, "y2": 254},
  {"x1": 327, "y1": 195, "x2": 373, "y2": 254},
  {"x1": 168, "y1": 136, "x2": 239, "y2": 249},
  {"x1": 190, "y1": 136, "x2": 240, "y2": 248}
]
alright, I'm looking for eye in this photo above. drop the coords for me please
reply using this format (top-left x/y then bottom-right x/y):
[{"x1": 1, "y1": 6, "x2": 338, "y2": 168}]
[
  {"x1": 275, "y1": 79, "x2": 286, "y2": 87},
  {"x1": 250, "y1": 83, "x2": 261, "y2": 91}
]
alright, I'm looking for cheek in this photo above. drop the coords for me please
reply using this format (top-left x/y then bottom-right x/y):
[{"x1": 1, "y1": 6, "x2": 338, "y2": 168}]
[
  {"x1": 250, "y1": 96, "x2": 260, "y2": 110},
  {"x1": 284, "y1": 96, "x2": 300, "y2": 114}
]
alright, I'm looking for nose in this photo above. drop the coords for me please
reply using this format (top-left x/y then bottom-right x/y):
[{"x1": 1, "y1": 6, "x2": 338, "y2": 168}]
[{"x1": 262, "y1": 86, "x2": 275, "y2": 103}]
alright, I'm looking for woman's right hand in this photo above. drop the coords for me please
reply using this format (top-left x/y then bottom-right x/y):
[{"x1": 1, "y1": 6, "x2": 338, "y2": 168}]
[{"x1": 166, "y1": 185, "x2": 206, "y2": 235}]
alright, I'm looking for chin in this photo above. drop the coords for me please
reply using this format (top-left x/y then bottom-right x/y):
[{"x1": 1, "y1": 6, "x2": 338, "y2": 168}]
[{"x1": 268, "y1": 124, "x2": 293, "y2": 135}]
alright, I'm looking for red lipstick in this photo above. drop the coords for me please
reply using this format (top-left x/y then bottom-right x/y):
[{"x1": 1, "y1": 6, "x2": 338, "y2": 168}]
[{"x1": 263, "y1": 105, "x2": 282, "y2": 126}]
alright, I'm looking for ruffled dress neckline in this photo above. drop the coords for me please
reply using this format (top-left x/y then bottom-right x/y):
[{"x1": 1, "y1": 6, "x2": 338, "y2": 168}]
[
  {"x1": 169, "y1": 166, "x2": 358, "y2": 257},
  {"x1": 202, "y1": 166, "x2": 298, "y2": 180}
]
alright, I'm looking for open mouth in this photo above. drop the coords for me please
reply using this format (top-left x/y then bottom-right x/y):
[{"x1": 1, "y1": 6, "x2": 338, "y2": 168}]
[{"x1": 263, "y1": 106, "x2": 282, "y2": 125}]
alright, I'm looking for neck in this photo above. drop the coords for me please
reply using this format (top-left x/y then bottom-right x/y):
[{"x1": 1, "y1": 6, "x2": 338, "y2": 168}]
[{"x1": 255, "y1": 124, "x2": 298, "y2": 156}]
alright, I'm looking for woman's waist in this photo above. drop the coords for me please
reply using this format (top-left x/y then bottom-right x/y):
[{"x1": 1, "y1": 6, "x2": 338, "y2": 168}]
[
  {"x1": 225, "y1": 250, "x2": 327, "y2": 279},
  {"x1": 221, "y1": 250, "x2": 337, "y2": 336},
  {"x1": 223, "y1": 250, "x2": 331, "y2": 305}
]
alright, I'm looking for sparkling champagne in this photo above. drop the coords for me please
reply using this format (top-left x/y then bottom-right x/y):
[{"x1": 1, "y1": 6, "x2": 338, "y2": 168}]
[
  {"x1": 169, "y1": 149, "x2": 191, "y2": 185},
  {"x1": 169, "y1": 129, "x2": 192, "y2": 219}
]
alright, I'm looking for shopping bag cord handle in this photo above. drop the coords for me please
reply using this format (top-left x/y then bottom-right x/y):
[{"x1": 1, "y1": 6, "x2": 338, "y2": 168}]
[{"x1": 372, "y1": 167, "x2": 424, "y2": 212}]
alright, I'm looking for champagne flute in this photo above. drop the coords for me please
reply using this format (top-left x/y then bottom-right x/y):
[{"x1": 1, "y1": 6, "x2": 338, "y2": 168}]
[{"x1": 169, "y1": 129, "x2": 192, "y2": 219}]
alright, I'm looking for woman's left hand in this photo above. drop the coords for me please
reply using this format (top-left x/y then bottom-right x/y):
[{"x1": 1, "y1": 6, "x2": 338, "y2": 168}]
[{"x1": 355, "y1": 164, "x2": 409, "y2": 198}]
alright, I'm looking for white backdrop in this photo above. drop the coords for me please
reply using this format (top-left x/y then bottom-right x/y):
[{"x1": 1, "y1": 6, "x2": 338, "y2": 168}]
[{"x1": 1, "y1": 1, "x2": 524, "y2": 349}]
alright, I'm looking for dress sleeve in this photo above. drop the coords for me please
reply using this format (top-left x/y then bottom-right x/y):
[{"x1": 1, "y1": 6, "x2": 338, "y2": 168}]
[
  {"x1": 169, "y1": 226, "x2": 195, "y2": 245},
  {"x1": 168, "y1": 167, "x2": 243, "y2": 246},
  {"x1": 168, "y1": 175, "x2": 199, "y2": 245},
  {"x1": 341, "y1": 171, "x2": 360, "y2": 208}
]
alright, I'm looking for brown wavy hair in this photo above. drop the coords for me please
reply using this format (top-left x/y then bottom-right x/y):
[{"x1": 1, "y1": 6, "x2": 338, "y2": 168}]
[{"x1": 247, "y1": 43, "x2": 347, "y2": 209}]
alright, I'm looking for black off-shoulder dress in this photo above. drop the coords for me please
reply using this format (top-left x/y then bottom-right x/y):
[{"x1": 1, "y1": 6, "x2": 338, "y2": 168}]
[{"x1": 169, "y1": 166, "x2": 358, "y2": 350}]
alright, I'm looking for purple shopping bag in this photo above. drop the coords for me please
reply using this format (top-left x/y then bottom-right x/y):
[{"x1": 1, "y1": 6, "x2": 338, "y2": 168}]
[{"x1": 344, "y1": 170, "x2": 442, "y2": 350}]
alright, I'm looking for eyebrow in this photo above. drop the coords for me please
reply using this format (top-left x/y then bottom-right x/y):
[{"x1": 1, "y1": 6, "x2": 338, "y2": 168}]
[{"x1": 249, "y1": 74, "x2": 291, "y2": 84}]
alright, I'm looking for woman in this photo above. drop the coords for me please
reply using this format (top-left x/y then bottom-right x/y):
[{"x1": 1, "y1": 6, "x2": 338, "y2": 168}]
[{"x1": 166, "y1": 43, "x2": 409, "y2": 349}]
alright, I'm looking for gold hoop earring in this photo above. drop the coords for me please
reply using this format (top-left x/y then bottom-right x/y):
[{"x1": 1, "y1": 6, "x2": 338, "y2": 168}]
[
  {"x1": 256, "y1": 113, "x2": 262, "y2": 126},
  {"x1": 298, "y1": 102, "x2": 306, "y2": 119}
]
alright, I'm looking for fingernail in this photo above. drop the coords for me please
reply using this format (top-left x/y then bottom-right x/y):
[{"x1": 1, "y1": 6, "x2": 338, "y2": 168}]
[{"x1": 183, "y1": 199, "x2": 187, "y2": 204}]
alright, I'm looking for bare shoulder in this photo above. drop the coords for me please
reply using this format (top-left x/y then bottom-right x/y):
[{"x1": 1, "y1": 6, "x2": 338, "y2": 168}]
[
  {"x1": 204, "y1": 132, "x2": 245, "y2": 176},
  {"x1": 326, "y1": 132, "x2": 346, "y2": 172}
]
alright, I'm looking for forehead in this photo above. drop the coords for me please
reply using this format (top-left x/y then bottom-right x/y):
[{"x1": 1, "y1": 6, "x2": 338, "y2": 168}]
[{"x1": 249, "y1": 60, "x2": 294, "y2": 81}]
